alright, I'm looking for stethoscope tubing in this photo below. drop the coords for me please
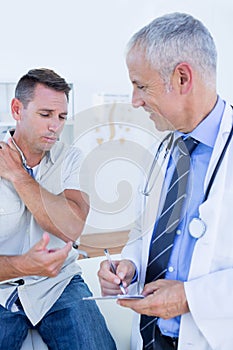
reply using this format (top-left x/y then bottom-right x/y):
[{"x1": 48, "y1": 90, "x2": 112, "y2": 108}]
[
  {"x1": 142, "y1": 132, "x2": 174, "y2": 196},
  {"x1": 143, "y1": 124, "x2": 233, "y2": 202}
]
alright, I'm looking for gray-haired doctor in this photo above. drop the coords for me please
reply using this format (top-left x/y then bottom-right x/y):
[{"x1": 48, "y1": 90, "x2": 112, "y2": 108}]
[{"x1": 98, "y1": 13, "x2": 233, "y2": 350}]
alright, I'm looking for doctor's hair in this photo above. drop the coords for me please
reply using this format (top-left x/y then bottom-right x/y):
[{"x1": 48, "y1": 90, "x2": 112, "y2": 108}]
[
  {"x1": 126, "y1": 12, "x2": 217, "y2": 89},
  {"x1": 15, "y1": 68, "x2": 71, "y2": 108}
]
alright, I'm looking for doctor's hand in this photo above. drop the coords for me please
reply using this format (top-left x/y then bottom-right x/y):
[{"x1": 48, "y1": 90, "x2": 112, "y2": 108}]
[
  {"x1": 118, "y1": 279, "x2": 189, "y2": 320},
  {"x1": 98, "y1": 259, "x2": 136, "y2": 295}
]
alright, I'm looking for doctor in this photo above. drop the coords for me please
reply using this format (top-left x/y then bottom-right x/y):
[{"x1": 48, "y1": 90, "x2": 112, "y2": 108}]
[{"x1": 98, "y1": 12, "x2": 233, "y2": 350}]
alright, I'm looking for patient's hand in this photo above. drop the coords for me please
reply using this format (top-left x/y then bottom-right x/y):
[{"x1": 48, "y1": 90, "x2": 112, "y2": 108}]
[{"x1": 17, "y1": 232, "x2": 72, "y2": 278}]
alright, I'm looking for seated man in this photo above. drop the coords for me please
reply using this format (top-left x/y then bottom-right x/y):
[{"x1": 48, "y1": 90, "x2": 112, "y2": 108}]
[{"x1": 0, "y1": 68, "x2": 116, "y2": 350}]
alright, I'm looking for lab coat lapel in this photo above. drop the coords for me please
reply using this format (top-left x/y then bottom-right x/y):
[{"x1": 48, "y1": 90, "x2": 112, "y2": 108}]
[
  {"x1": 203, "y1": 103, "x2": 233, "y2": 193},
  {"x1": 141, "y1": 141, "x2": 170, "y2": 282},
  {"x1": 188, "y1": 103, "x2": 233, "y2": 278}
]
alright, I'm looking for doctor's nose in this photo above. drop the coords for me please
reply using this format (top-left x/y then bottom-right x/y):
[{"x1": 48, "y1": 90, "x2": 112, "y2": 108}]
[{"x1": 132, "y1": 89, "x2": 145, "y2": 109}]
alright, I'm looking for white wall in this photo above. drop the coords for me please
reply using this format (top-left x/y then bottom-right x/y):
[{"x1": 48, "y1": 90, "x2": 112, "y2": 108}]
[{"x1": 0, "y1": 0, "x2": 233, "y2": 113}]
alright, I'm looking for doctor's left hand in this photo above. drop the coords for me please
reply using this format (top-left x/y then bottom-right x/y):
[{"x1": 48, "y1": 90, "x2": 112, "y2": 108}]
[{"x1": 117, "y1": 279, "x2": 189, "y2": 320}]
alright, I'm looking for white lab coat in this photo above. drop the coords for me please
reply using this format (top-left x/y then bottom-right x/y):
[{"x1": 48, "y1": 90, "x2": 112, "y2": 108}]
[{"x1": 122, "y1": 103, "x2": 233, "y2": 350}]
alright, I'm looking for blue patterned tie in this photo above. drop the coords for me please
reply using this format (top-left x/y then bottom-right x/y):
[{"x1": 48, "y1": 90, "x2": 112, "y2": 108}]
[{"x1": 140, "y1": 137, "x2": 199, "y2": 350}]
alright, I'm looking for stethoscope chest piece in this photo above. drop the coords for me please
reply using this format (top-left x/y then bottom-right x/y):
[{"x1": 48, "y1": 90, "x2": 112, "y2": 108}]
[{"x1": 189, "y1": 218, "x2": 206, "y2": 238}]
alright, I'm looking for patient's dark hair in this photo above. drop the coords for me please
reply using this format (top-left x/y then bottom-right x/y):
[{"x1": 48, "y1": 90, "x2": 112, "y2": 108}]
[{"x1": 15, "y1": 68, "x2": 71, "y2": 107}]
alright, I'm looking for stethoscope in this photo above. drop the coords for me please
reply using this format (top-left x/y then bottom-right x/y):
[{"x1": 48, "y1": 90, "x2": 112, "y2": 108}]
[
  {"x1": 141, "y1": 132, "x2": 174, "y2": 196},
  {"x1": 142, "y1": 124, "x2": 233, "y2": 239}
]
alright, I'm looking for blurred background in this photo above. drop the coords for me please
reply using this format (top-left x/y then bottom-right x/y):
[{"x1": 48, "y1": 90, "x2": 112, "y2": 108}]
[
  {"x1": 0, "y1": 0, "x2": 232, "y2": 113},
  {"x1": 1, "y1": 0, "x2": 232, "y2": 244}
]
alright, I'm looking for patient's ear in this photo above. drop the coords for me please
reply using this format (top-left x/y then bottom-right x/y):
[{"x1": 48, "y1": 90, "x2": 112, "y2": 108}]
[
  {"x1": 172, "y1": 62, "x2": 193, "y2": 94},
  {"x1": 11, "y1": 98, "x2": 23, "y2": 121}
]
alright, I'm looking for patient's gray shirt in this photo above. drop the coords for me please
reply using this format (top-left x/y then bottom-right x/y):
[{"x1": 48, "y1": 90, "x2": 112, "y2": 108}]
[{"x1": 0, "y1": 136, "x2": 84, "y2": 325}]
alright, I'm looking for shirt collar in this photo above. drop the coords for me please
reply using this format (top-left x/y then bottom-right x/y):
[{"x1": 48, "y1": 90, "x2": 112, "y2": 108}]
[
  {"x1": 45, "y1": 147, "x2": 55, "y2": 164},
  {"x1": 175, "y1": 96, "x2": 225, "y2": 148}
]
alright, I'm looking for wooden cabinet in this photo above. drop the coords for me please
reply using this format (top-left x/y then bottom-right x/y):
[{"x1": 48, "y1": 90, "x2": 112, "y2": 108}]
[{"x1": 79, "y1": 230, "x2": 129, "y2": 258}]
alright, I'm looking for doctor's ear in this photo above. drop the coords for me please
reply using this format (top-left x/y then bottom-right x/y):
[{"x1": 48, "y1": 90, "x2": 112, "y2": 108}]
[
  {"x1": 11, "y1": 98, "x2": 23, "y2": 121},
  {"x1": 173, "y1": 62, "x2": 192, "y2": 94}
]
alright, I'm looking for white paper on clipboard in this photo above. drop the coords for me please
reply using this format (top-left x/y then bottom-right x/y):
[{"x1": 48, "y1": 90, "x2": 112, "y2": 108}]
[{"x1": 83, "y1": 294, "x2": 144, "y2": 301}]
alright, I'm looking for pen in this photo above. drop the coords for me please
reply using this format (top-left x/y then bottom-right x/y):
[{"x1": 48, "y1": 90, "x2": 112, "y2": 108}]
[{"x1": 104, "y1": 249, "x2": 127, "y2": 295}]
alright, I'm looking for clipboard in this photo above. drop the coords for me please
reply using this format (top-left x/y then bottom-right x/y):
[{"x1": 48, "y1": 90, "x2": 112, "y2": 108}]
[{"x1": 83, "y1": 294, "x2": 144, "y2": 301}]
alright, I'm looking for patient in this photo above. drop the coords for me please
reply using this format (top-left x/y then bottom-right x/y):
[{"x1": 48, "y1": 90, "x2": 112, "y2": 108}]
[{"x1": 0, "y1": 68, "x2": 116, "y2": 350}]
